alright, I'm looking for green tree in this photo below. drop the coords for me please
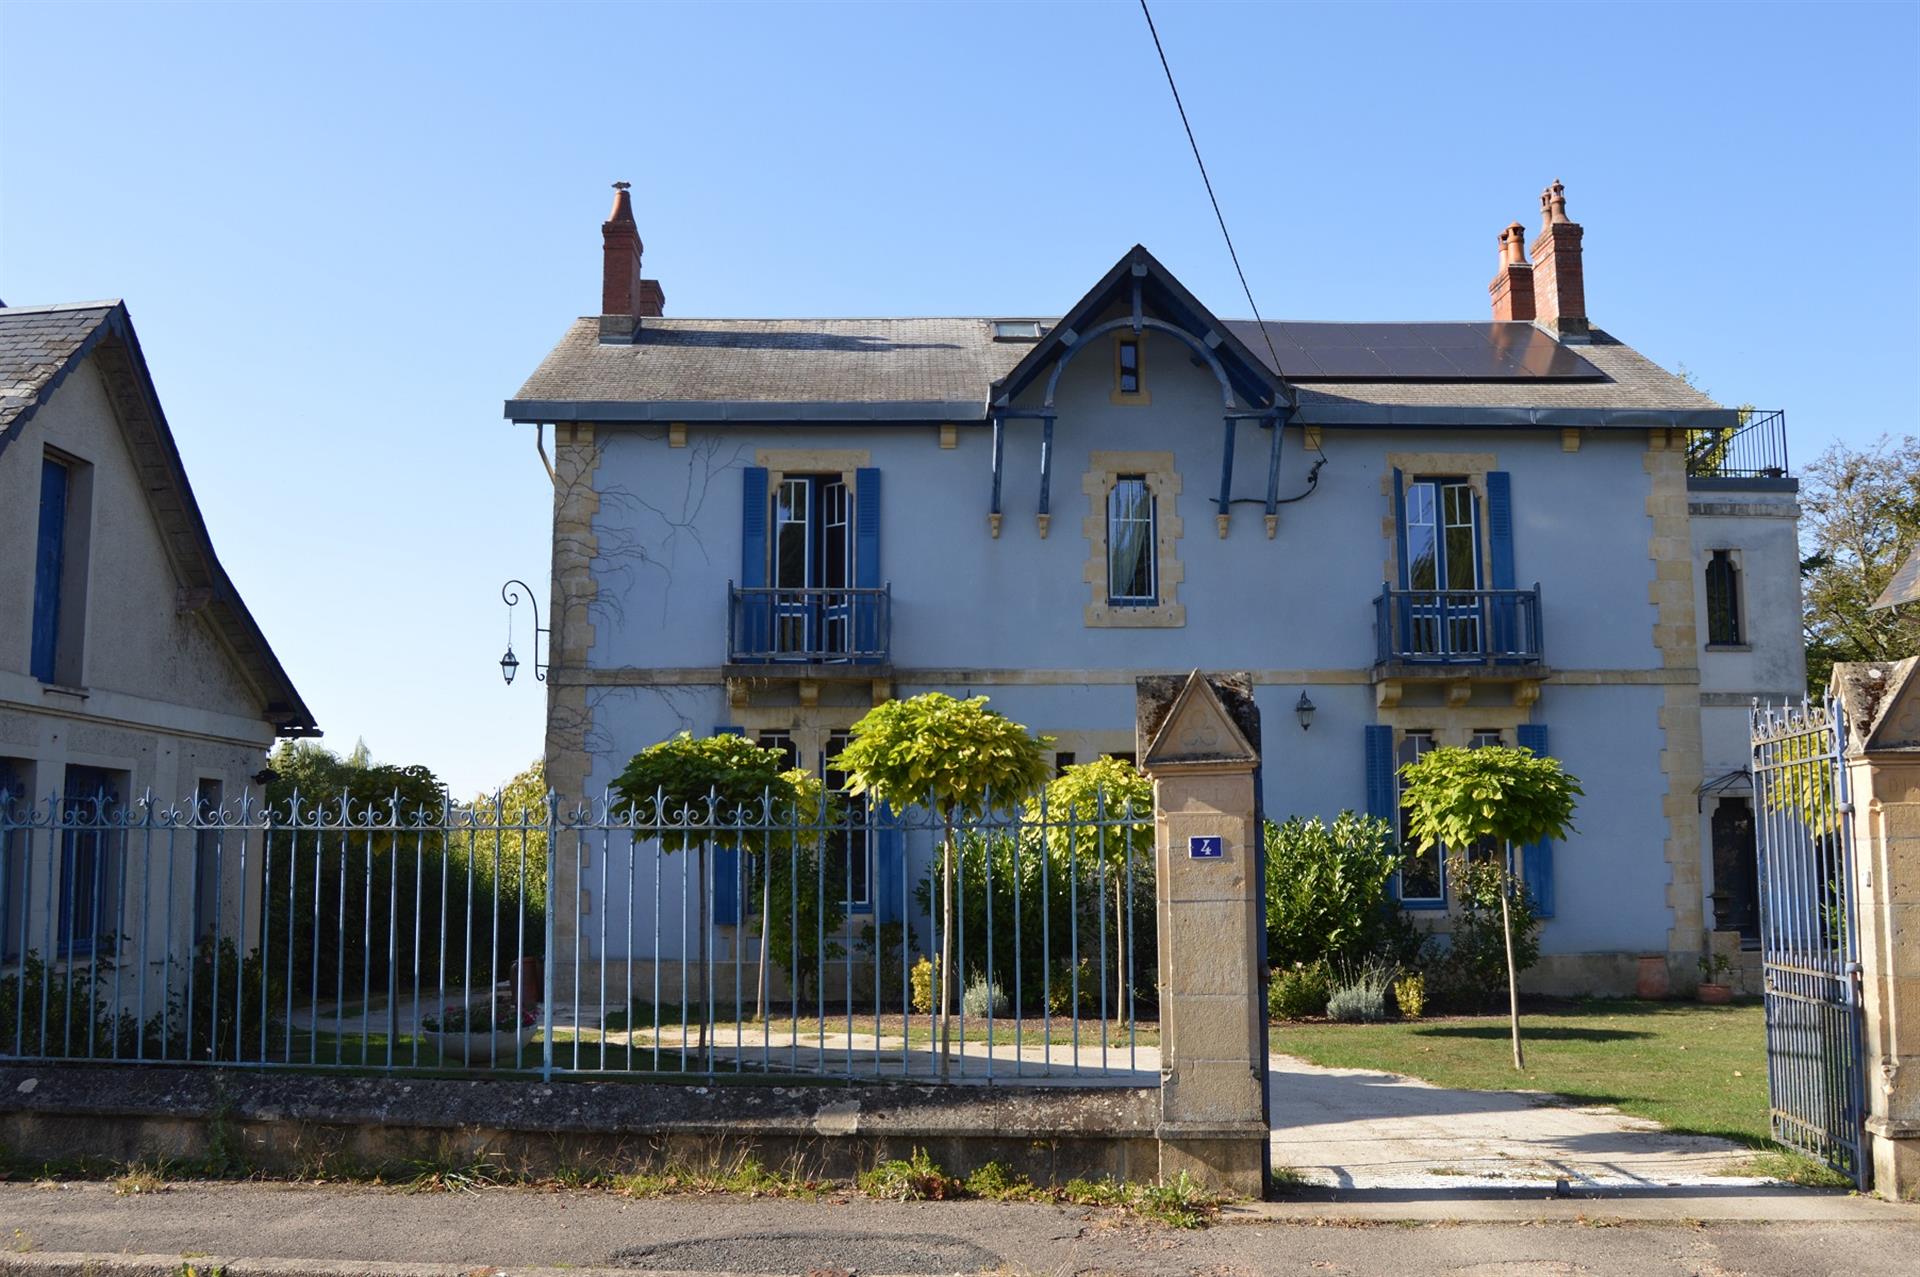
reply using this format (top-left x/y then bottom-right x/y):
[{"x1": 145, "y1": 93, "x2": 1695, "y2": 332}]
[
  {"x1": 1043, "y1": 757, "x2": 1154, "y2": 1009},
  {"x1": 833, "y1": 693, "x2": 1050, "y2": 1073},
  {"x1": 1399, "y1": 745, "x2": 1581, "y2": 1069},
  {"x1": 1800, "y1": 435, "x2": 1920, "y2": 691},
  {"x1": 611, "y1": 733, "x2": 836, "y2": 1031},
  {"x1": 1262, "y1": 812, "x2": 1400, "y2": 969}
]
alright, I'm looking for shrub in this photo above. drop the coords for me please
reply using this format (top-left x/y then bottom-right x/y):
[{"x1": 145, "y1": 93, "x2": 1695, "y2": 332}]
[
  {"x1": 857, "y1": 1148, "x2": 958, "y2": 1200},
  {"x1": 961, "y1": 975, "x2": 1008, "y2": 1019},
  {"x1": 909, "y1": 956, "x2": 937, "y2": 1015},
  {"x1": 963, "y1": 1160, "x2": 1032, "y2": 1199},
  {"x1": 1391, "y1": 971, "x2": 1427, "y2": 1020},
  {"x1": 1267, "y1": 961, "x2": 1330, "y2": 1021},
  {"x1": 1428, "y1": 861, "x2": 1540, "y2": 1012},
  {"x1": 1263, "y1": 814, "x2": 1399, "y2": 968},
  {"x1": 1045, "y1": 956, "x2": 1101, "y2": 1017},
  {"x1": 1325, "y1": 958, "x2": 1395, "y2": 1023}
]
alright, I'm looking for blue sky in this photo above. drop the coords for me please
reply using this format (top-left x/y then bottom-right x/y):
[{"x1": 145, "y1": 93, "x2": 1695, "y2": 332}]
[{"x1": 3, "y1": 0, "x2": 1915, "y2": 793}]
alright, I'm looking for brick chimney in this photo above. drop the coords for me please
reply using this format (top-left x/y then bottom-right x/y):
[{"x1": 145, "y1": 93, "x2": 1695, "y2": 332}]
[
  {"x1": 600, "y1": 181, "x2": 665, "y2": 342},
  {"x1": 1527, "y1": 179, "x2": 1586, "y2": 337},
  {"x1": 1488, "y1": 221, "x2": 1535, "y2": 322}
]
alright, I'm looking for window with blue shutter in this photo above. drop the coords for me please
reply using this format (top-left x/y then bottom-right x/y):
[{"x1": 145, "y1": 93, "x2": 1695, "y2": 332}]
[
  {"x1": 31, "y1": 459, "x2": 69, "y2": 684},
  {"x1": 1516, "y1": 722, "x2": 1555, "y2": 918}
]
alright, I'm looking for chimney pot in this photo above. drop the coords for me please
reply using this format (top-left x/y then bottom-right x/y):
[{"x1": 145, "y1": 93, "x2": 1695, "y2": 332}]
[
  {"x1": 1490, "y1": 222, "x2": 1536, "y2": 322},
  {"x1": 1528, "y1": 180, "x2": 1586, "y2": 337}
]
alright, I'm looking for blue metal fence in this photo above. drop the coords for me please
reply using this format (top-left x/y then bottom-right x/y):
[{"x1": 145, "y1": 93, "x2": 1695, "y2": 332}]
[
  {"x1": 0, "y1": 785, "x2": 1152, "y2": 1085},
  {"x1": 1750, "y1": 696, "x2": 1868, "y2": 1187}
]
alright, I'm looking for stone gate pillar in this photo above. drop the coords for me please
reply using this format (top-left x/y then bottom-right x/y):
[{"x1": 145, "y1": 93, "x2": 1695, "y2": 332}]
[
  {"x1": 1836, "y1": 658, "x2": 1920, "y2": 1199},
  {"x1": 1136, "y1": 670, "x2": 1269, "y2": 1195}
]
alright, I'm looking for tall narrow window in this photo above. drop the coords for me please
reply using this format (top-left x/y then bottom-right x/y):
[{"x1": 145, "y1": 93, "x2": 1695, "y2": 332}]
[
  {"x1": 31, "y1": 458, "x2": 70, "y2": 683},
  {"x1": 1396, "y1": 731, "x2": 1443, "y2": 904},
  {"x1": 1107, "y1": 476, "x2": 1157, "y2": 605},
  {"x1": 59, "y1": 766, "x2": 123, "y2": 957},
  {"x1": 1706, "y1": 550, "x2": 1742, "y2": 646},
  {"x1": 1116, "y1": 338, "x2": 1142, "y2": 395},
  {"x1": 1402, "y1": 477, "x2": 1482, "y2": 657}
]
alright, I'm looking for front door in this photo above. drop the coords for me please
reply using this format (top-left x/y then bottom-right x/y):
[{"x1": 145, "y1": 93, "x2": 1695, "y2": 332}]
[
  {"x1": 1404, "y1": 478, "x2": 1482, "y2": 659},
  {"x1": 772, "y1": 475, "x2": 851, "y2": 660}
]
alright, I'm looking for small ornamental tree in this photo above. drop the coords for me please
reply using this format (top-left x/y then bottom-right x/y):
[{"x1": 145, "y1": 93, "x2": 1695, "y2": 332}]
[
  {"x1": 832, "y1": 693, "x2": 1050, "y2": 1073},
  {"x1": 1399, "y1": 745, "x2": 1581, "y2": 1069},
  {"x1": 612, "y1": 733, "x2": 832, "y2": 1035},
  {"x1": 1043, "y1": 757, "x2": 1154, "y2": 1010}
]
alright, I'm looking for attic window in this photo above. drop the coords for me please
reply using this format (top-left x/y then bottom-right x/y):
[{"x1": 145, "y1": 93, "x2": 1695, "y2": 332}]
[{"x1": 992, "y1": 321, "x2": 1044, "y2": 341}]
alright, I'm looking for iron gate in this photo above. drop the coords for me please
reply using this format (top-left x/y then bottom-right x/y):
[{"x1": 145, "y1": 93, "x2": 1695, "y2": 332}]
[{"x1": 1750, "y1": 696, "x2": 1868, "y2": 1186}]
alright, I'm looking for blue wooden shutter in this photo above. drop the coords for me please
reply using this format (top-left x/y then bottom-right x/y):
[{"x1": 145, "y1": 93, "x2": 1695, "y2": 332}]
[
  {"x1": 1516, "y1": 723, "x2": 1554, "y2": 918},
  {"x1": 1365, "y1": 725, "x2": 1399, "y2": 901},
  {"x1": 854, "y1": 467, "x2": 881, "y2": 659},
  {"x1": 711, "y1": 724, "x2": 744, "y2": 925},
  {"x1": 738, "y1": 467, "x2": 770, "y2": 659},
  {"x1": 1485, "y1": 471, "x2": 1515, "y2": 656},
  {"x1": 31, "y1": 459, "x2": 68, "y2": 683}
]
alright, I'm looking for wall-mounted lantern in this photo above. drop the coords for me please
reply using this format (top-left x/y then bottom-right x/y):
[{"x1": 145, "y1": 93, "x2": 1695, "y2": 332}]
[
  {"x1": 499, "y1": 579, "x2": 548, "y2": 685},
  {"x1": 1294, "y1": 690, "x2": 1316, "y2": 731}
]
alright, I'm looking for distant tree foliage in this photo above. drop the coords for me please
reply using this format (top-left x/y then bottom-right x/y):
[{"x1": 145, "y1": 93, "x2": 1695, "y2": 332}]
[{"x1": 1800, "y1": 434, "x2": 1920, "y2": 691}]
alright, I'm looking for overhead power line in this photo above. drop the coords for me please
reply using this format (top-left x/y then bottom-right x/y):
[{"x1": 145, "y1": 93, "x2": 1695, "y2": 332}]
[{"x1": 1138, "y1": 0, "x2": 1296, "y2": 411}]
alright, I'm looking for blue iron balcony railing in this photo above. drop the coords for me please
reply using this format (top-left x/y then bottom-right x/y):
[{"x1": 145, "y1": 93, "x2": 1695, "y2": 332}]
[
  {"x1": 727, "y1": 583, "x2": 891, "y2": 666},
  {"x1": 1374, "y1": 584, "x2": 1544, "y2": 668}
]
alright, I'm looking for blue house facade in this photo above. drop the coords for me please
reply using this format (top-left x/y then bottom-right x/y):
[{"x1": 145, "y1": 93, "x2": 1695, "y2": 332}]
[{"x1": 508, "y1": 182, "x2": 1801, "y2": 995}]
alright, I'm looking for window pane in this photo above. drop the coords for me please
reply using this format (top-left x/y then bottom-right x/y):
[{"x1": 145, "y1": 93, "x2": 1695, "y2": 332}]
[
  {"x1": 1396, "y1": 732, "x2": 1443, "y2": 900},
  {"x1": 1107, "y1": 477, "x2": 1156, "y2": 603},
  {"x1": 1706, "y1": 553, "x2": 1741, "y2": 644},
  {"x1": 1405, "y1": 482, "x2": 1438, "y2": 591}
]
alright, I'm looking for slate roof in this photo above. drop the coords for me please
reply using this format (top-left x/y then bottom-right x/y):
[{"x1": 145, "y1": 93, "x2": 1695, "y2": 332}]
[
  {"x1": 508, "y1": 314, "x2": 1726, "y2": 427},
  {"x1": 0, "y1": 301, "x2": 120, "y2": 440},
  {"x1": 0, "y1": 301, "x2": 318, "y2": 736}
]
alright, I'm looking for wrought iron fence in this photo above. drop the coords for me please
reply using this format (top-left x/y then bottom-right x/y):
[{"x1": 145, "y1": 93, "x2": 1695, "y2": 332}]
[
  {"x1": 0, "y1": 785, "x2": 1153, "y2": 1085},
  {"x1": 1750, "y1": 695, "x2": 1868, "y2": 1186}
]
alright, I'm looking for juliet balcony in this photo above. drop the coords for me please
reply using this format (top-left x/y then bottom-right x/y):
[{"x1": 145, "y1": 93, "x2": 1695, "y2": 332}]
[
  {"x1": 1371, "y1": 584, "x2": 1546, "y2": 709},
  {"x1": 725, "y1": 583, "x2": 892, "y2": 672}
]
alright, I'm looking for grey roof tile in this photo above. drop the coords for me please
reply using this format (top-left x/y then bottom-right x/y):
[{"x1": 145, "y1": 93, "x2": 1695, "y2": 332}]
[{"x1": 508, "y1": 317, "x2": 1719, "y2": 421}]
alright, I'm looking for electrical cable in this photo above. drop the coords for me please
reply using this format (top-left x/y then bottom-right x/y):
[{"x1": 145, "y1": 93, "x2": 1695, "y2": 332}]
[{"x1": 1138, "y1": 0, "x2": 1302, "y2": 433}]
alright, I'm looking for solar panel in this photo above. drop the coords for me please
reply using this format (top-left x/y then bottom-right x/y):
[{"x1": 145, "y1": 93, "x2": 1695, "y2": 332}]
[{"x1": 1223, "y1": 321, "x2": 1604, "y2": 382}]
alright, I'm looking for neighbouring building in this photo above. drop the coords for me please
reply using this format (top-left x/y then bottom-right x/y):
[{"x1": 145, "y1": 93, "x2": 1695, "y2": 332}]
[
  {"x1": 507, "y1": 181, "x2": 1802, "y2": 995},
  {"x1": 0, "y1": 300, "x2": 317, "y2": 995}
]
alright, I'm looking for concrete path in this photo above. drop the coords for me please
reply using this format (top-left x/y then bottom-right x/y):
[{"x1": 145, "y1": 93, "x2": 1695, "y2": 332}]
[{"x1": 1267, "y1": 1052, "x2": 1768, "y2": 1191}]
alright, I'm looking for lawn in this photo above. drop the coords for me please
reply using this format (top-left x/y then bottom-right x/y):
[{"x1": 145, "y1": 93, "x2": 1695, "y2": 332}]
[{"x1": 1270, "y1": 999, "x2": 1773, "y2": 1148}]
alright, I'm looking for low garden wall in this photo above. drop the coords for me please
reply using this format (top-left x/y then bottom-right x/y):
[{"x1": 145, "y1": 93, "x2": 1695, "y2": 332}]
[{"x1": 0, "y1": 1065, "x2": 1159, "y2": 1187}]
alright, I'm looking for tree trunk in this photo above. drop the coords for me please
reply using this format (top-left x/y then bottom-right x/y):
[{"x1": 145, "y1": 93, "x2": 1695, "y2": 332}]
[
  {"x1": 938, "y1": 819, "x2": 954, "y2": 1080},
  {"x1": 755, "y1": 857, "x2": 772, "y2": 1025},
  {"x1": 1500, "y1": 880, "x2": 1524, "y2": 1070}
]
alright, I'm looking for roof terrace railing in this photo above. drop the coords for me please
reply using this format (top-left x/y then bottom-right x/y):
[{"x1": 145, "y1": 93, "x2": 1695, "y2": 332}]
[{"x1": 1686, "y1": 410, "x2": 1788, "y2": 480}]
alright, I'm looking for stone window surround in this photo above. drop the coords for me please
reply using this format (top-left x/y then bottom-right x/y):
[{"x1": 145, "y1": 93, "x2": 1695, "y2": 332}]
[
  {"x1": 1379, "y1": 452, "x2": 1499, "y2": 587},
  {"x1": 1083, "y1": 450, "x2": 1185, "y2": 628}
]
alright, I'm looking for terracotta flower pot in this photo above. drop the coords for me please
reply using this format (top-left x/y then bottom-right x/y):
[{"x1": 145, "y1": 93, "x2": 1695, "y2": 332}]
[
  {"x1": 1635, "y1": 954, "x2": 1671, "y2": 1000},
  {"x1": 1698, "y1": 982, "x2": 1733, "y2": 1005}
]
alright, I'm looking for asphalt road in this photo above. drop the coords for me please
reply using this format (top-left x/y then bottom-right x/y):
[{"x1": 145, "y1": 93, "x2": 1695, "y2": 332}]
[{"x1": 3, "y1": 1182, "x2": 1919, "y2": 1276}]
